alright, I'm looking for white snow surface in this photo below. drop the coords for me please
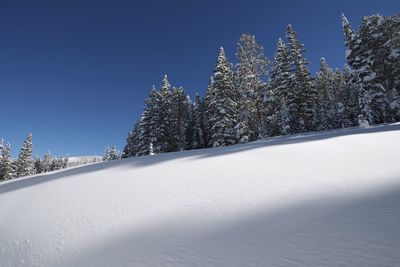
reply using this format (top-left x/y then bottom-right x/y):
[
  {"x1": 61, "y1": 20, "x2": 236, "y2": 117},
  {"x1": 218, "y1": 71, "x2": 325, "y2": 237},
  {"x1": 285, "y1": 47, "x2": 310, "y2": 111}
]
[
  {"x1": 1, "y1": 123, "x2": 400, "y2": 267},
  {"x1": 66, "y1": 156, "x2": 102, "y2": 167}
]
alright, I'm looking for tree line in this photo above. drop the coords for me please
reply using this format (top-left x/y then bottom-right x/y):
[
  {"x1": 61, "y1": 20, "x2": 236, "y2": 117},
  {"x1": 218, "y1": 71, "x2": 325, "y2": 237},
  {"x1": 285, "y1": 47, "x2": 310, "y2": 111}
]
[
  {"x1": 123, "y1": 13, "x2": 399, "y2": 158},
  {"x1": 0, "y1": 134, "x2": 69, "y2": 181},
  {"x1": 0, "y1": 133, "x2": 123, "y2": 181}
]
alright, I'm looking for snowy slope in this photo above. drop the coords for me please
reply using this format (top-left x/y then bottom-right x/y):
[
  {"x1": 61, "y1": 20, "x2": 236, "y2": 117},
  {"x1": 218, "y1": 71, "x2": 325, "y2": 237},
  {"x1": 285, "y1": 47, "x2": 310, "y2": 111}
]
[{"x1": 1, "y1": 124, "x2": 400, "y2": 267}]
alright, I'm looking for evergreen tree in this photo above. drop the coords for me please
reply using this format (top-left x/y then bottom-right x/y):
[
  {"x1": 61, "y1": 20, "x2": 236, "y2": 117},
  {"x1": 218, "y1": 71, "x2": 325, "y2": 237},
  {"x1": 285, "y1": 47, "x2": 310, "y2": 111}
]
[
  {"x1": 34, "y1": 156, "x2": 44, "y2": 174},
  {"x1": 62, "y1": 157, "x2": 68, "y2": 169},
  {"x1": 50, "y1": 157, "x2": 64, "y2": 171},
  {"x1": 15, "y1": 133, "x2": 34, "y2": 177},
  {"x1": 122, "y1": 122, "x2": 140, "y2": 158},
  {"x1": 159, "y1": 75, "x2": 173, "y2": 152},
  {"x1": 205, "y1": 47, "x2": 237, "y2": 147},
  {"x1": 102, "y1": 147, "x2": 111, "y2": 161},
  {"x1": 109, "y1": 145, "x2": 120, "y2": 160},
  {"x1": 170, "y1": 86, "x2": 191, "y2": 151},
  {"x1": 136, "y1": 86, "x2": 163, "y2": 155},
  {"x1": 42, "y1": 151, "x2": 53, "y2": 172},
  {"x1": 315, "y1": 58, "x2": 334, "y2": 130},
  {"x1": 183, "y1": 96, "x2": 194, "y2": 150},
  {"x1": 287, "y1": 24, "x2": 317, "y2": 132},
  {"x1": 341, "y1": 64, "x2": 360, "y2": 126},
  {"x1": 185, "y1": 99, "x2": 195, "y2": 150},
  {"x1": 385, "y1": 15, "x2": 400, "y2": 120},
  {"x1": 191, "y1": 93, "x2": 206, "y2": 149},
  {"x1": 203, "y1": 77, "x2": 214, "y2": 147},
  {"x1": 0, "y1": 139, "x2": 3, "y2": 162},
  {"x1": 0, "y1": 143, "x2": 13, "y2": 181},
  {"x1": 235, "y1": 34, "x2": 268, "y2": 141},
  {"x1": 343, "y1": 14, "x2": 388, "y2": 124},
  {"x1": 266, "y1": 38, "x2": 293, "y2": 135}
]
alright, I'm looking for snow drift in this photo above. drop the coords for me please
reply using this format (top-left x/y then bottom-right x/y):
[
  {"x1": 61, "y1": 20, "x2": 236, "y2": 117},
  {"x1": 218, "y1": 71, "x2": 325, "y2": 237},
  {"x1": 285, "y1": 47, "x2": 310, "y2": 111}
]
[{"x1": 1, "y1": 124, "x2": 400, "y2": 267}]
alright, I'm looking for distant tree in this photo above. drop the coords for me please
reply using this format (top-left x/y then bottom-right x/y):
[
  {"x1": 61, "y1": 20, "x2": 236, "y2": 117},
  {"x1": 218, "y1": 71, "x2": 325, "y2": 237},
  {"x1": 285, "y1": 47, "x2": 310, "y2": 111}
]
[
  {"x1": 42, "y1": 151, "x2": 53, "y2": 172},
  {"x1": 0, "y1": 143, "x2": 13, "y2": 181},
  {"x1": 50, "y1": 157, "x2": 64, "y2": 171},
  {"x1": 34, "y1": 156, "x2": 44, "y2": 174},
  {"x1": 109, "y1": 145, "x2": 120, "y2": 160},
  {"x1": 102, "y1": 147, "x2": 111, "y2": 161},
  {"x1": 62, "y1": 157, "x2": 68, "y2": 168},
  {"x1": 15, "y1": 133, "x2": 34, "y2": 178},
  {"x1": 103, "y1": 146, "x2": 120, "y2": 161}
]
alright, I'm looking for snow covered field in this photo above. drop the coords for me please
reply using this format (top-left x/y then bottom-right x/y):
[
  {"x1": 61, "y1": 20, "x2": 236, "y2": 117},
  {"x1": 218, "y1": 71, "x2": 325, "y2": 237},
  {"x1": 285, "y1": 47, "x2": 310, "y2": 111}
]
[{"x1": 1, "y1": 123, "x2": 400, "y2": 267}]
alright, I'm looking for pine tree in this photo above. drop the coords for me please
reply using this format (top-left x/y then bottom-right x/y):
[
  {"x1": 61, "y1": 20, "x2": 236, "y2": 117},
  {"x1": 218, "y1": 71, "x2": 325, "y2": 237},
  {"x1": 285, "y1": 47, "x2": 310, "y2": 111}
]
[
  {"x1": 341, "y1": 64, "x2": 360, "y2": 126},
  {"x1": 34, "y1": 156, "x2": 44, "y2": 174},
  {"x1": 62, "y1": 157, "x2": 68, "y2": 169},
  {"x1": 122, "y1": 122, "x2": 141, "y2": 158},
  {"x1": 102, "y1": 147, "x2": 111, "y2": 161},
  {"x1": 15, "y1": 133, "x2": 34, "y2": 178},
  {"x1": 191, "y1": 93, "x2": 206, "y2": 149},
  {"x1": 203, "y1": 77, "x2": 214, "y2": 147},
  {"x1": 170, "y1": 86, "x2": 191, "y2": 151},
  {"x1": 331, "y1": 68, "x2": 350, "y2": 128},
  {"x1": 205, "y1": 47, "x2": 238, "y2": 147},
  {"x1": 183, "y1": 96, "x2": 193, "y2": 150},
  {"x1": 159, "y1": 75, "x2": 173, "y2": 152},
  {"x1": 185, "y1": 102, "x2": 195, "y2": 150},
  {"x1": 103, "y1": 146, "x2": 120, "y2": 161},
  {"x1": 136, "y1": 86, "x2": 162, "y2": 155},
  {"x1": 109, "y1": 145, "x2": 120, "y2": 160},
  {"x1": 0, "y1": 139, "x2": 3, "y2": 162},
  {"x1": 0, "y1": 143, "x2": 13, "y2": 181},
  {"x1": 385, "y1": 15, "x2": 400, "y2": 120},
  {"x1": 235, "y1": 34, "x2": 268, "y2": 141},
  {"x1": 315, "y1": 58, "x2": 334, "y2": 130},
  {"x1": 50, "y1": 157, "x2": 64, "y2": 171},
  {"x1": 42, "y1": 151, "x2": 53, "y2": 172},
  {"x1": 287, "y1": 25, "x2": 317, "y2": 132},
  {"x1": 343, "y1": 14, "x2": 388, "y2": 124},
  {"x1": 266, "y1": 38, "x2": 293, "y2": 135}
]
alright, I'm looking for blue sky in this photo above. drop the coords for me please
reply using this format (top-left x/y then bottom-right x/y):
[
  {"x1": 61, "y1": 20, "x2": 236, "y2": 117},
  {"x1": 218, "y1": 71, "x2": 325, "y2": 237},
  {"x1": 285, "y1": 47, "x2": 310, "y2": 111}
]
[{"x1": 0, "y1": 0, "x2": 399, "y2": 157}]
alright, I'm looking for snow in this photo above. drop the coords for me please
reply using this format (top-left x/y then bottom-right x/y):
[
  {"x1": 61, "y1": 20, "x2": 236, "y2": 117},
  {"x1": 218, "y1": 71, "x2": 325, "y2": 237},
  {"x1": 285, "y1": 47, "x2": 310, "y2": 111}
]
[
  {"x1": 371, "y1": 33, "x2": 383, "y2": 39},
  {"x1": 389, "y1": 48, "x2": 400, "y2": 59},
  {"x1": 1, "y1": 124, "x2": 400, "y2": 266},
  {"x1": 66, "y1": 156, "x2": 102, "y2": 167},
  {"x1": 363, "y1": 72, "x2": 376, "y2": 82},
  {"x1": 345, "y1": 48, "x2": 351, "y2": 58}
]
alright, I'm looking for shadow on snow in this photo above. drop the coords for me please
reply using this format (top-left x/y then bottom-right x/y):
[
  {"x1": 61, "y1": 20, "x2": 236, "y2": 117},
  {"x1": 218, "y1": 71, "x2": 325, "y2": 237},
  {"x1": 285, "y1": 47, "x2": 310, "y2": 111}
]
[{"x1": 63, "y1": 183, "x2": 400, "y2": 266}]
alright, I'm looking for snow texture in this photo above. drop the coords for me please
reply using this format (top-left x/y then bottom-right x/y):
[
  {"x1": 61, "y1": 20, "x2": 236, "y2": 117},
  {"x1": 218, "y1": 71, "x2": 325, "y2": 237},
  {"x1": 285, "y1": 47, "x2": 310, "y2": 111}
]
[{"x1": 1, "y1": 123, "x2": 400, "y2": 267}]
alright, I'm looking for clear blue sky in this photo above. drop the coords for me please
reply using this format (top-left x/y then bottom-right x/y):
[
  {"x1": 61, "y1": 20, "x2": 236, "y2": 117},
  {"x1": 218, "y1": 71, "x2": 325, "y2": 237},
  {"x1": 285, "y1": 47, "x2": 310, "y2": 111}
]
[{"x1": 1, "y1": 0, "x2": 399, "y2": 157}]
